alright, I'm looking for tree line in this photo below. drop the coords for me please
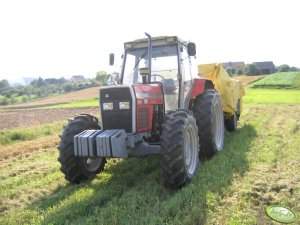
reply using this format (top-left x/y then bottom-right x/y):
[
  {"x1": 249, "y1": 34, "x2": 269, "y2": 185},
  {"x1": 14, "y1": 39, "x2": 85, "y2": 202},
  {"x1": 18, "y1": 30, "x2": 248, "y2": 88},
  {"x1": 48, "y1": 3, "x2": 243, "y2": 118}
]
[
  {"x1": 226, "y1": 64, "x2": 300, "y2": 76},
  {"x1": 0, "y1": 71, "x2": 109, "y2": 106}
]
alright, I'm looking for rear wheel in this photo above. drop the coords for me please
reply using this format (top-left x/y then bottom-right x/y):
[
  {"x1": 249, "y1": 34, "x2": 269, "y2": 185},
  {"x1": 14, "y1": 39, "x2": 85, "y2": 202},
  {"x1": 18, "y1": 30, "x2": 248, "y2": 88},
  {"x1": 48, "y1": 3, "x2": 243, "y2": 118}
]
[
  {"x1": 161, "y1": 110, "x2": 199, "y2": 189},
  {"x1": 225, "y1": 99, "x2": 240, "y2": 132},
  {"x1": 58, "y1": 114, "x2": 106, "y2": 183},
  {"x1": 192, "y1": 90, "x2": 224, "y2": 157},
  {"x1": 225, "y1": 112, "x2": 237, "y2": 132}
]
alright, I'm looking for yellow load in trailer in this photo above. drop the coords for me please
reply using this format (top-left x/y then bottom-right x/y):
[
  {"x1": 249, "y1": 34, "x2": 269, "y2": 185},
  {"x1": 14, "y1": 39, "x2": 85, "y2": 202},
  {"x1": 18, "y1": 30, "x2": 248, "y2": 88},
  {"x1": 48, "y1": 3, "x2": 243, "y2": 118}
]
[{"x1": 198, "y1": 63, "x2": 245, "y2": 116}]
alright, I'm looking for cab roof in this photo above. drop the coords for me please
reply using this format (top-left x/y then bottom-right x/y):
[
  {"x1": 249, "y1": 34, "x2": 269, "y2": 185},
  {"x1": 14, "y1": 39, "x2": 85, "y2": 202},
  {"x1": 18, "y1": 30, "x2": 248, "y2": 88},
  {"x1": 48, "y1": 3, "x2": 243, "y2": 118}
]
[{"x1": 124, "y1": 36, "x2": 187, "y2": 50}]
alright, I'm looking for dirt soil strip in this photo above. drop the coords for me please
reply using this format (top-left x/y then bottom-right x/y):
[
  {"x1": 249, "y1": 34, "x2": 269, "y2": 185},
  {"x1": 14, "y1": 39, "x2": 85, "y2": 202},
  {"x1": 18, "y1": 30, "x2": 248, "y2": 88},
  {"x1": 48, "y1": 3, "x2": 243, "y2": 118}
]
[
  {"x1": 0, "y1": 107, "x2": 99, "y2": 130},
  {"x1": 233, "y1": 75, "x2": 265, "y2": 86}
]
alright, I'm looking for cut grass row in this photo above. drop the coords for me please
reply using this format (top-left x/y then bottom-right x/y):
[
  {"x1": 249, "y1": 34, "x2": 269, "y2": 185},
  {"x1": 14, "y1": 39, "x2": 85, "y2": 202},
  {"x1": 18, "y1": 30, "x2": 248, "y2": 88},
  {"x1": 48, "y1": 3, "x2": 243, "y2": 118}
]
[
  {"x1": 0, "y1": 121, "x2": 64, "y2": 146},
  {"x1": 1, "y1": 104, "x2": 299, "y2": 224},
  {"x1": 249, "y1": 72, "x2": 300, "y2": 89}
]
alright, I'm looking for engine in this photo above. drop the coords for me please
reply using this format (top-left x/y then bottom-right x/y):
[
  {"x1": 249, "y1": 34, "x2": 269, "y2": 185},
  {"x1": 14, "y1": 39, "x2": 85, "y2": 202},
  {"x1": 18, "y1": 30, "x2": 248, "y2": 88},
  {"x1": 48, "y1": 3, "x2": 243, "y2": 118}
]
[{"x1": 99, "y1": 84, "x2": 164, "y2": 135}]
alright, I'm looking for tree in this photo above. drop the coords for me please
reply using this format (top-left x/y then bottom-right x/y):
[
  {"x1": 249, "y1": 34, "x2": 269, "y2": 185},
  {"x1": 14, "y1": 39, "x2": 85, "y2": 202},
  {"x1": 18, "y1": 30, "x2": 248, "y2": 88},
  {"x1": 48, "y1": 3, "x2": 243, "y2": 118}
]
[
  {"x1": 0, "y1": 80, "x2": 10, "y2": 95},
  {"x1": 237, "y1": 69, "x2": 243, "y2": 75},
  {"x1": 22, "y1": 95, "x2": 29, "y2": 103},
  {"x1": 0, "y1": 79, "x2": 9, "y2": 89},
  {"x1": 63, "y1": 84, "x2": 73, "y2": 93},
  {"x1": 0, "y1": 97, "x2": 9, "y2": 105},
  {"x1": 244, "y1": 64, "x2": 259, "y2": 75},
  {"x1": 276, "y1": 64, "x2": 290, "y2": 72},
  {"x1": 226, "y1": 67, "x2": 233, "y2": 75},
  {"x1": 96, "y1": 71, "x2": 108, "y2": 86},
  {"x1": 290, "y1": 67, "x2": 300, "y2": 72}
]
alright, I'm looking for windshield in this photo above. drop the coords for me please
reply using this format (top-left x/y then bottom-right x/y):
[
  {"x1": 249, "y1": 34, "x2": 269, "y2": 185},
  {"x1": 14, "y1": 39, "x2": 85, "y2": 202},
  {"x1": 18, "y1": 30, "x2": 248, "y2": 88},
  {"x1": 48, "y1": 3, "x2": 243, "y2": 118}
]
[{"x1": 122, "y1": 45, "x2": 178, "y2": 85}]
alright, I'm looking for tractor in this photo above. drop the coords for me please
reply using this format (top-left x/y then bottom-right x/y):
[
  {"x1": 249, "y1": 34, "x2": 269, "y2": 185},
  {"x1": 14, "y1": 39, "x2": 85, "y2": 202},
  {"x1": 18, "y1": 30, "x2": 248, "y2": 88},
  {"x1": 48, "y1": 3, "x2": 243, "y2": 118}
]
[{"x1": 58, "y1": 33, "x2": 233, "y2": 189}]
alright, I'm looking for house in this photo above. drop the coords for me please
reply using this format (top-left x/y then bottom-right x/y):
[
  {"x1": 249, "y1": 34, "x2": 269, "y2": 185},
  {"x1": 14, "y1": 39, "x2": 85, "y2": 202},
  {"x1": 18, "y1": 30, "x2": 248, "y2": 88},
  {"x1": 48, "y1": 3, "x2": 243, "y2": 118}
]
[
  {"x1": 222, "y1": 61, "x2": 245, "y2": 70},
  {"x1": 253, "y1": 61, "x2": 275, "y2": 75},
  {"x1": 70, "y1": 75, "x2": 86, "y2": 82}
]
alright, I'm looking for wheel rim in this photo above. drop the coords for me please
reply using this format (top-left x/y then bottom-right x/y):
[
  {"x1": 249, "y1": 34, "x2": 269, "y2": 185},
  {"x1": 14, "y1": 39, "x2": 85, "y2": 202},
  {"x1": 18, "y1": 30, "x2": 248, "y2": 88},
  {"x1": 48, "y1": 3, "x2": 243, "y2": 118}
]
[
  {"x1": 82, "y1": 158, "x2": 103, "y2": 172},
  {"x1": 184, "y1": 125, "x2": 198, "y2": 176},
  {"x1": 213, "y1": 101, "x2": 224, "y2": 151}
]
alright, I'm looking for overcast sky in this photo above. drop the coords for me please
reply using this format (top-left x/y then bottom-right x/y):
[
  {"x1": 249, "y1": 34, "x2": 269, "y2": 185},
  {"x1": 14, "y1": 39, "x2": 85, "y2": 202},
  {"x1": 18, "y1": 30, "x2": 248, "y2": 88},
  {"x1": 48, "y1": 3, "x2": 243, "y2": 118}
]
[{"x1": 0, "y1": 0, "x2": 299, "y2": 81}]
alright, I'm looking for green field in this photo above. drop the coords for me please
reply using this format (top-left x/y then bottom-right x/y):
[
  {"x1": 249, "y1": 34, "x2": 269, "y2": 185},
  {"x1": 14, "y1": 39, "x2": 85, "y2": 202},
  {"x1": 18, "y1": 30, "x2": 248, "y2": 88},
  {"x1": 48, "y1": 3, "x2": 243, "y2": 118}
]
[
  {"x1": 249, "y1": 72, "x2": 300, "y2": 89},
  {"x1": 243, "y1": 88, "x2": 300, "y2": 105},
  {"x1": 1, "y1": 87, "x2": 300, "y2": 224},
  {"x1": 43, "y1": 88, "x2": 300, "y2": 109},
  {"x1": 44, "y1": 98, "x2": 99, "y2": 109}
]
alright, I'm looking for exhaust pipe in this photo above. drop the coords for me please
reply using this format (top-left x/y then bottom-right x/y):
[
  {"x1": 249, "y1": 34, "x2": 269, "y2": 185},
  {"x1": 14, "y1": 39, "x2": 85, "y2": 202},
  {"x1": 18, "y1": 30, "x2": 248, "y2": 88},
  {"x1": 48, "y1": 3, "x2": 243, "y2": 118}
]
[{"x1": 145, "y1": 32, "x2": 152, "y2": 84}]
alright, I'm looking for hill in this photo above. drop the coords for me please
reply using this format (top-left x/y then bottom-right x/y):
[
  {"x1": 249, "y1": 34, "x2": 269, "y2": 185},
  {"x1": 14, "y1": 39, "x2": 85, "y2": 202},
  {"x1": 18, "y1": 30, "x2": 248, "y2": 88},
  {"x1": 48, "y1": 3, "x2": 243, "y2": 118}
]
[
  {"x1": 249, "y1": 72, "x2": 300, "y2": 89},
  {"x1": 0, "y1": 87, "x2": 100, "y2": 109}
]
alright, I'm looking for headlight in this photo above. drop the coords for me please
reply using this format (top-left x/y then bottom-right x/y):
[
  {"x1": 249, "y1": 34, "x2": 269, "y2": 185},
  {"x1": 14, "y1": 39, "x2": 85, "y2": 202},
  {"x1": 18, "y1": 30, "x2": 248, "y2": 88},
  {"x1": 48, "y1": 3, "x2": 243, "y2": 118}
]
[
  {"x1": 119, "y1": 101, "x2": 130, "y2": 109},
  {"x1": 103, "y1": 102, "x2": 113, "y2": 110}
]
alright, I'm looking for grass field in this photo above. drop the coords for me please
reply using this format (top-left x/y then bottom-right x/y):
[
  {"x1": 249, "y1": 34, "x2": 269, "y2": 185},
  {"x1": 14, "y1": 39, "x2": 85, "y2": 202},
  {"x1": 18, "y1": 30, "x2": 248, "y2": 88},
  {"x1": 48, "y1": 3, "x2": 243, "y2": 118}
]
[
  {"x1": 249, "y1": 72, "x2": 300, "y2": 89},
  {"x1": 0, "y1": 87, "x2": 300, "y2": 224},
  {"x1": 43, "y1": 88, "x2": 300, "y2": 109},
  {"x1": 44, "y1": 98, "x2": 99, "y2": 109},
  {"x1": 243, "y1": 88, "x2": 300, "y2": 105}
]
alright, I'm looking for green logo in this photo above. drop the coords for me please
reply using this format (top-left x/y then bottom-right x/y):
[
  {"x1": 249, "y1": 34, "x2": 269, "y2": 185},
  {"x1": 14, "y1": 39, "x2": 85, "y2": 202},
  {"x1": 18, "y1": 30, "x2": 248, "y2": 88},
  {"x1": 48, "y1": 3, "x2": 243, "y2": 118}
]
[{"x1": 266, "y1": 205, "x2": 297, "y2": 224}]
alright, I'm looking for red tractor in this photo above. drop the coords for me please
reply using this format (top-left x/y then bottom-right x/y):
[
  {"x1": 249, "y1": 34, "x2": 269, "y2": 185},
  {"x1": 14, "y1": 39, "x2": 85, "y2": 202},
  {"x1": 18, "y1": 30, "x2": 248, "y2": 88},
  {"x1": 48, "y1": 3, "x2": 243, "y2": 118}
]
[{"x1": 58, "y1": 34, "x2": 227, "y2": 189}]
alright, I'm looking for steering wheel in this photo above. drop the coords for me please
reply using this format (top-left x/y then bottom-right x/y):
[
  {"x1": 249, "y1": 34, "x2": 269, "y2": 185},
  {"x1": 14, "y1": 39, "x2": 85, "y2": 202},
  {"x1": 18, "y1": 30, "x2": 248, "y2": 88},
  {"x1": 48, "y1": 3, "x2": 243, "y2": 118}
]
[{"x1": 150, "y1": 74, "x2": 164, "y2": 82}]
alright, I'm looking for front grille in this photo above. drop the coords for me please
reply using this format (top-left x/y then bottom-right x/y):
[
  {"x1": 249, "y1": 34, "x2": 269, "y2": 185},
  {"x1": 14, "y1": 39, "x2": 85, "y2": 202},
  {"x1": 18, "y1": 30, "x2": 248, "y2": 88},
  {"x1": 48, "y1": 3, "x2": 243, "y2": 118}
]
[
  {"x1": 100, "y1": 87, "x2": 133, "y2": 133},
  {"x1": 138, "y1": 107, "x2": 148, "y2": 129}
]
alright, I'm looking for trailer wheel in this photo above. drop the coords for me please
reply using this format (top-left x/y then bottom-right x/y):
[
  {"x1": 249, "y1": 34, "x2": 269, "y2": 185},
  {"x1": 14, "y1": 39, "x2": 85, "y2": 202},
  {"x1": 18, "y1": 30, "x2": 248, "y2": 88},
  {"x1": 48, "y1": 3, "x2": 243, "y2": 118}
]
[
  {"x1": 192, "y1": 90, "x2": 224, "y2": 157},
  {"x1": 225, "y1": 112, "x2": 237, "y2": 132},
  {"x1": 161, "y1": 110, "x2": 199, "y2": 189},
  {"x1": 57, "y1": 114, "x2": 106, "y2": 183}
]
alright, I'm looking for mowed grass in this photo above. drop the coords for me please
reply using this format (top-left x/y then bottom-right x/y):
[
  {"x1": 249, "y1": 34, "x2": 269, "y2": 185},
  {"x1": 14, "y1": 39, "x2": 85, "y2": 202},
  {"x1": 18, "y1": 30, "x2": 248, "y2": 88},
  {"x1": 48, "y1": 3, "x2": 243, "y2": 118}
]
[
  {"x1": 243, "y1": 88, "x2": 300, "y2": 105},
  {"x1": 0, "y1": 121, "x2": 65, "y2": 146},
  {"x1": 0, "y1": 93, "x2": 300, "y2": 224}
]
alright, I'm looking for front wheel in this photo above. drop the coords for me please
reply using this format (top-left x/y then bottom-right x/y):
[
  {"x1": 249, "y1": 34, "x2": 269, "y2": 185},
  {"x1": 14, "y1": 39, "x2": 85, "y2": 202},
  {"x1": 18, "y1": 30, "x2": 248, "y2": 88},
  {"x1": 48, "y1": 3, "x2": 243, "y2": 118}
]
[
  {"x1": 161, "y1": 110, "x2": 199, "y2": 189},
  {"x1": 57, "y1": 114, "x2": 106, "y2": 183}
]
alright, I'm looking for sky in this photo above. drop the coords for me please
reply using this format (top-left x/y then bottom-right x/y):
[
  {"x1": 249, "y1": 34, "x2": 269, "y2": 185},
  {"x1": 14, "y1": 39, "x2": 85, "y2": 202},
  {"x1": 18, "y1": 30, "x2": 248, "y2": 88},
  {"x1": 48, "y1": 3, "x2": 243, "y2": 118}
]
[{"x1": 0, "y1": 0, "x2": 299, "y2": 82}]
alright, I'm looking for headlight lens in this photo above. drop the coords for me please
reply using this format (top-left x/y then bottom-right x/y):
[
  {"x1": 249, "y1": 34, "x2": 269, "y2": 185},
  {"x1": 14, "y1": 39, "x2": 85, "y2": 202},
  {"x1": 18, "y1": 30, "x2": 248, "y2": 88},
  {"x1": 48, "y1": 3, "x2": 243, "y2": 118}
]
[
  {"x1": 103, "y1": 102, "x2": 113, "y2": 110},
  {"x1": 119, "y1": 101, "x2": 130, "y2": 109}
]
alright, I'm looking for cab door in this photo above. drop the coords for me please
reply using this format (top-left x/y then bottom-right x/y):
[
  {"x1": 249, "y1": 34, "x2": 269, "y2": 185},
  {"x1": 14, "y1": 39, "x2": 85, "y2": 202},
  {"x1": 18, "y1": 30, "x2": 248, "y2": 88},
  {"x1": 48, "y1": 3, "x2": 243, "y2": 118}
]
[{"x1": 180, "y1": 46, "x2": 194, "y2": 109}]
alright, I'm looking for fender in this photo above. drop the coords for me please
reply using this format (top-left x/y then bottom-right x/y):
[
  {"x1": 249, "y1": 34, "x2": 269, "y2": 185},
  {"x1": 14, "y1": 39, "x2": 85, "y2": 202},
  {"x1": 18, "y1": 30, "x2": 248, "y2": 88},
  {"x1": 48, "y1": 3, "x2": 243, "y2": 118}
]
[{"x1": 190, "y1": 78, "x2": 215, "y2": 99}]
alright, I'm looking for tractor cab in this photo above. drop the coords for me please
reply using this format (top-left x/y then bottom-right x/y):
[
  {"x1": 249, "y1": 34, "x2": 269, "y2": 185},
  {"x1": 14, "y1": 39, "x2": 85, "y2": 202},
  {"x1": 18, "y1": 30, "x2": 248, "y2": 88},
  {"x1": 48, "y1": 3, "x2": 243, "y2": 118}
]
[{"x1": 111, "y1": 35, "x2": 198, "y2": 111}]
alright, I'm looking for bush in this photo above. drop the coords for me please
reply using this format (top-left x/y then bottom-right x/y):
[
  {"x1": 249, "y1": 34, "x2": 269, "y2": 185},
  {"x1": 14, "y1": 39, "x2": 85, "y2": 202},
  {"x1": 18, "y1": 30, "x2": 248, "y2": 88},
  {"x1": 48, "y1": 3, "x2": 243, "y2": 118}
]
[{"x1": 0, "y1": 97, "x2": 9, "y2": 105}]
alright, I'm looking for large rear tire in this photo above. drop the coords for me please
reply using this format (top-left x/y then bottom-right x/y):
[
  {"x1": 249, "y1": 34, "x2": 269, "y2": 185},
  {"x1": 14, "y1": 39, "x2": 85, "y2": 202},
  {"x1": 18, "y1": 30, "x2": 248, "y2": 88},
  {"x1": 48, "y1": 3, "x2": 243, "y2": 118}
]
[
  {"x1": 192, "y1": 90, "x2": 224, "y2": 157},
  {"x1": 161, "y1": 110, "x2": 199, "y2": 189},
  {"x1": 58, "y1": 114, "x2": 106, "y2": 183}
]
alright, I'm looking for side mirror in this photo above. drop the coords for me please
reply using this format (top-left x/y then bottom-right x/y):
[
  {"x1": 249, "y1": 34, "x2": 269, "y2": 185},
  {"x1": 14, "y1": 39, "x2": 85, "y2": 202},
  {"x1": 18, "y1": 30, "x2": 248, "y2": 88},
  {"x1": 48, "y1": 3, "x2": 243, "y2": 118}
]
[
  {"x1": 109, "y1": 53, "x2": 115, "y2": 65},
  {"x1": 187, "y1": 42, "x2": 196, "y2": 56}
]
